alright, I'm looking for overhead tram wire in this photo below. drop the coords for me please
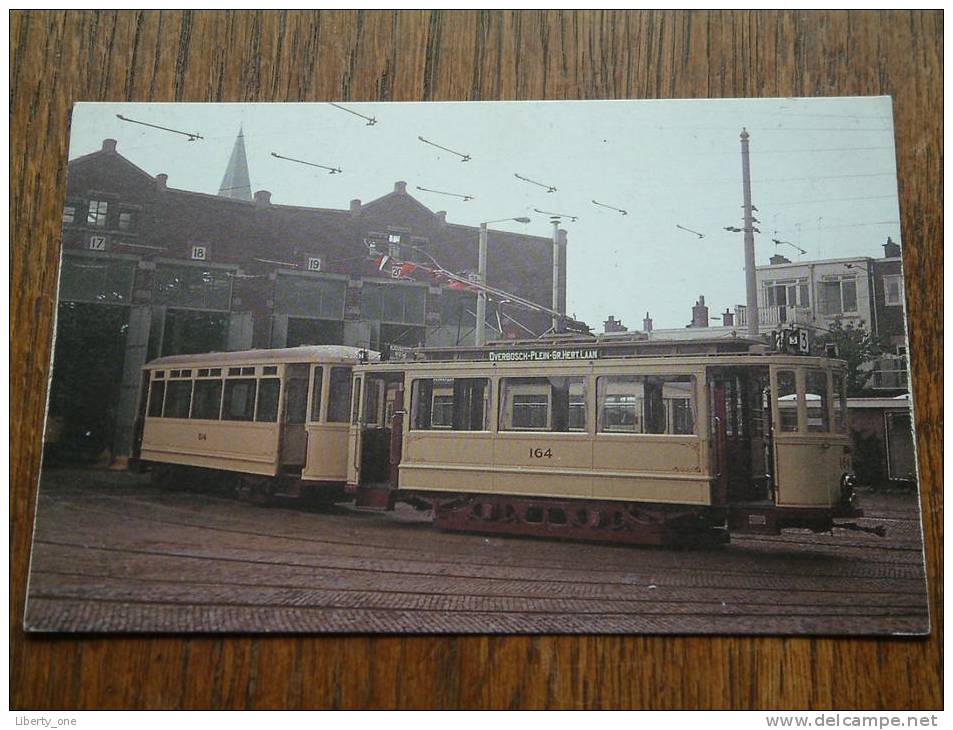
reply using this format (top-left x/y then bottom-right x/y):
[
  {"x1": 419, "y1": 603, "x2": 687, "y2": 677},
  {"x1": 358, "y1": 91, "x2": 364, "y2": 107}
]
[
  {"x1": 270, "y1": 152, "x2": 342, "y2": 174},
  {"x1": 115, "y1": 114, "x2": 203, "y2": 142},
  {"x1": 418, "y1": 136, "x2": 471, "y2": 162},
  {"x1": 415, "y1": 186, "x2": 474, "y2": 202},
  {"x1": 592, "y1": 200, "x2": 628, "y2": 216},
  {"x1": 327, "y1": 102, "x2": 377, "y2": 126},
  {"x1": 515, "y1": 173, "x2": 557, "y2": 193}
]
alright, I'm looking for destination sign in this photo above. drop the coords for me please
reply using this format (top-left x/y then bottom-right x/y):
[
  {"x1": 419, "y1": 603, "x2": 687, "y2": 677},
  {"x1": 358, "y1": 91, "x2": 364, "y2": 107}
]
[{"x1": 488, "y1": 348, "x2": 599, "y2": 362}]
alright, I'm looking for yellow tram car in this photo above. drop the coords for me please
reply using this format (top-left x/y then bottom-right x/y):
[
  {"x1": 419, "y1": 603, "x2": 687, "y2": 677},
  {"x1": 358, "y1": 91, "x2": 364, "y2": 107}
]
[
  {"x1": 138, "y1": 345, "x2": 373, "y2": 501},
  {"x1": 347, "y1": 335, "x2": 864, "y2": 545}
]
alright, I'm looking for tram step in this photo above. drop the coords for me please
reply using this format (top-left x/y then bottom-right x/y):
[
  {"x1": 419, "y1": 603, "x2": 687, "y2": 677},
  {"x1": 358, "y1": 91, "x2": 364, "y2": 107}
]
[{"x1": 354, "y1": 484, "x2": 396, "y2": 511}]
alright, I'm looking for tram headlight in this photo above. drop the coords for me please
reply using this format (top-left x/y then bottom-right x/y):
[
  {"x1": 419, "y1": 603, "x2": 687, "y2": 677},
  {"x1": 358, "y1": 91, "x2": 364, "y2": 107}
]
[{"x1": 840, "y1": 472, "x2": 857, "y2": 506}]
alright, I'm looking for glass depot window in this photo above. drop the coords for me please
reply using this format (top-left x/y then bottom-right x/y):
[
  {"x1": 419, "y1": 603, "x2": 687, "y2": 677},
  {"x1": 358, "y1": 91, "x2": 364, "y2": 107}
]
[
  {"x1": 153, "y1": 263, "x2": 233, "y2": 311},
  {"x1": 223, "y1": 379, "x2": 257, "y2": 421},
  {"x1": 256, "y1": 378, "x2": 281, "y2": 422},
  {"x1": 191, "y1": 379, "x2": 223, "y2": 420},
  {"x1": 361, "y1": 282, "x2": 426, "y2": 325},
  {"x1": 147, "y1": 380, "x2": 165, "y2": 418},
  {"x1": 805, "y1": 369, "x2": 831, "y2": 433},
  {"x1": 162, "y1": 380, "x2": 193, "y2": 419},
  {"x1": 411, "y1": 378, "x2": 489, "y2": 431},
  {"x1": 776, "y1": 370, "x2": 799, "y2": 432},
  {"x1": 499, "y1": 377, "x2": 587, "y2": 432},
  {"x1": 274, "y1": 273, "x2": 347, "y2": 320},
  {"x1": 59, "y1": 254, "x2": 136, "y2": 304},
  {"x1": 118, "y1": 210, "x2": 137, "y2": 232},
  {"x1": 62, "y1": 204, "x2": 77, "y2": 224},
  {"x1": 596, "y1": 375, "x2": 695, "y2": 435}
]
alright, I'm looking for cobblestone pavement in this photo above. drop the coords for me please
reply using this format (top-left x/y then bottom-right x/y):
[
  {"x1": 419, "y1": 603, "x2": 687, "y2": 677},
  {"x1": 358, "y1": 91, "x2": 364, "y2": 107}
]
[{"x1": 24, "y1": 468, "x2": 930, "y2": 635}]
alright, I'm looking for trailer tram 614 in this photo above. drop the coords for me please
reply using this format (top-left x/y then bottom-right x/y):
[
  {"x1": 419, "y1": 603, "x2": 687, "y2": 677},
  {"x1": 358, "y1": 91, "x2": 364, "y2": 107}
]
[
  {"x1": 137, "y1": 345, "x2": 375, "y2": 502},
  {"x1": 348, "y1": 334, "x2": 873, "y2": 546}
]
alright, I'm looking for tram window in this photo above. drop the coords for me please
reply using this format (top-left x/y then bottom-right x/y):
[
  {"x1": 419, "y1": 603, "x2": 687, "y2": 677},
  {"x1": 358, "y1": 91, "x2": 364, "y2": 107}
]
[
  {"x1": 263, "y1": 366, "x2": 278, "y2": 375},
  {"x1": 411, "y1": 378, "x2": 488, "y2": 431},
  {"x1": 833, "y1": 371, "x2": 848, "y2": 433},
  {"x1": 154, "y1": 371, "x2": 165, "y2": 379},
  {"x1": 500, "y1": 377, "x2": 586, "y2": 432},
  {"x1": 284, "y1": 377, "x2": 309, "y2": 424},
  {"x1": 327, "y1": 368, "x2": 352, "y2": 423},
  {"x1": 191, "y1": 380, "x2": 222, "y2": 420},
  {"x1": 197, "y1": 368, "x2": 210, "y2": 377},
  {"x1": 223, "y1": 379, "x2": 257, "y2": 421},
  {"x1": 351, "y1": 377, "x2": 362, "y2": 425},
  {"x1": 806, "y1": 369, "x2": 830, "y2": 433},
  {"x1": 256, "y1": 378, "x2": 280, "y2": 422},
  {"x1": 362, "y1": 381, "x2": 381, "y2": 426},
  {"x1": 147, "y1": 381, "x2": 165, "y2": 417},
  {"x1": 163, "y1": 380, "x2": 193, "y2": 419},
  {"x1": 310, "y1": 367, "x2": 324, "y2": 421},
  {"x1": 228, "y1": 367, "x2": 241, "y2": 376},
  {"x1": 597, "y1": 375, "x2": 695, "y2": 435},
  {"x1": 776, "y1": 370, "x2": 799, "y2": 432}
]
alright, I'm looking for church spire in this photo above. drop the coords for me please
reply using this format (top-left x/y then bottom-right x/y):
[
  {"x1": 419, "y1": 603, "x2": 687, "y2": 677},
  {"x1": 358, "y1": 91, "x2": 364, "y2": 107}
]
[{"x1": 218, "y1": 127, "x2": 252, "y2": 201}]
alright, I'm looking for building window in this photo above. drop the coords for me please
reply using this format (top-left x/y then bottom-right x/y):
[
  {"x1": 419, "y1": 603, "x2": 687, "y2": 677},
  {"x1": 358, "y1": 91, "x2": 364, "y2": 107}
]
[
  {"x1": 411, "y1": 378, "x2": 489, "y2": 431},
  {"x1": 361, "y1": 282, "x2": 426, "y2": 325},
  {"x1": 62, "y1": 204, "x2": 77, "y2": 224},
  {"x1": 499, "y1": 376, "x2": 587, "y2": 432},
  {"x1": 763, "y1": 279, "x2": 809, "y2": 308},
  {"x1": 118, "y1": 210, "x2": 136, "y2": 232},
  {"x1": 818, "y1": 277, "x2": 858, "y2": 315},
  {"x1": 883, "y1": 274, "x2": 904, "y2": 306},
  {"x1": 87, "y1": 200, "x2": 109, "y2": 227}
]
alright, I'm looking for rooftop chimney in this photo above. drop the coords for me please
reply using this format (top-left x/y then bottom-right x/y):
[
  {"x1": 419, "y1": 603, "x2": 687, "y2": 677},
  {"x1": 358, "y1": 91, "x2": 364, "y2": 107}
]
[
  {"x1": 253, "y1": 190, "x2": 272, "y2": 208},
  {"x1": 722, "y1": 308, "x2": 734, "y2": 327},
  {"x1": 394, "y1": 181, "x2": 407, "y2": 194},
  {"x1": 691, "y1": 295, "x2": 709, "y2": 328},
  {"x1": 642, "y1": 312, "x2": 653, "y2": 332},
  {"x1": 350, "y1": 199, "x2": 362, "y2": 218},
  {"x1": 155, "y1": 173, "x2": 168, "y2": 191},
  {"x1": 434, "y1": 210, "x2": 447, "y2": 225},
  {"x1": 603, "y1": 316, "x2": 628, "y2": 334},
  {"x1": 102, "y1": 138, "x2": 117, "y2": 153},
  {"x1": 883, "y1": 236, "x2": 901, "y2": 258},
  {"x1": 769, "y1": 254, "x2": 791, "y2": 265}
]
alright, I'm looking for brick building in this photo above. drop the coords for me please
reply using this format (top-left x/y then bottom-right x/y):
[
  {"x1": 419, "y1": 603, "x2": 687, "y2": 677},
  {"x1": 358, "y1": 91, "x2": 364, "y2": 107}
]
[{"x1": 52, "y1": 138, "x2": 567, "y2": 461}]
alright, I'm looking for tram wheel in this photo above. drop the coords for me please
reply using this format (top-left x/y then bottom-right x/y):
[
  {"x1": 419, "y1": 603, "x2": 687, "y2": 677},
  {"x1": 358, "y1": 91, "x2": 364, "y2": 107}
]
[{"x1": 236, "y1": 475, "x2": 277, "y2": 506}]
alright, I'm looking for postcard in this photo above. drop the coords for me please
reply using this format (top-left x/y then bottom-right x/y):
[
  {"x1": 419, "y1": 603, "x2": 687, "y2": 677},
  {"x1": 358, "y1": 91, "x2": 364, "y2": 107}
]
[{"x1": 25, "y1": 98, "x2": 928, "y2": 634}]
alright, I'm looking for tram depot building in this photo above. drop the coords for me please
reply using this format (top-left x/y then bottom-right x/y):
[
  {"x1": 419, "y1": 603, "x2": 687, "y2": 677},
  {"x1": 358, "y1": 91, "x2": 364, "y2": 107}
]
[{"x1": 50, "y1": 138, "x2": 567, "y2": 464}]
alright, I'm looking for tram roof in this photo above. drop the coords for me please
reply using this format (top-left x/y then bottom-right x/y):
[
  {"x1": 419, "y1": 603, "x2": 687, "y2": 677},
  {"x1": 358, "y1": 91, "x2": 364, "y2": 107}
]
[
  {"x1": 403, "y1": 332, "x2": 767, "y2": 362},
  {"x1": 144, "y1": 345, "x2": 380, "y2": 369}
]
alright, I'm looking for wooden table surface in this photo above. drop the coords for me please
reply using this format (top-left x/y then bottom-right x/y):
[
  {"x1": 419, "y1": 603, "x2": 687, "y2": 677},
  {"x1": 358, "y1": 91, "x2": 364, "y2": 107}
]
[{"x1": 10, "y1": 10, "x2": 942, "y2": 710}]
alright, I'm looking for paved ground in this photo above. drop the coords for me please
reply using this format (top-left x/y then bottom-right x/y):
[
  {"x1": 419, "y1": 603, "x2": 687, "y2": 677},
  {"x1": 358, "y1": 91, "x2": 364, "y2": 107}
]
[{"x1": 24, "y1": 467, "x2": 930, "y2": 635}]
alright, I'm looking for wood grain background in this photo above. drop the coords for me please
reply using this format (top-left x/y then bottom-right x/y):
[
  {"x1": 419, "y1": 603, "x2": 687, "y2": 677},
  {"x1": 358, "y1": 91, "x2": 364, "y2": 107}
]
[{"x1": 10, "y1": 10, "x2": 942, "y2": 709}]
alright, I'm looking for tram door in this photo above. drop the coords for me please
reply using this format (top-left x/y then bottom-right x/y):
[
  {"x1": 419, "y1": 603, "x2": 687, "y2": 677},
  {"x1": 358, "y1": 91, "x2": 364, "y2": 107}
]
[
  {"x1": 709, "y1": 367, "x2": 772, "y2": 504},
  {"x1": 279, "y1": 363, "x2": 310, "y2": 469},
  {"x1": 348, "y1": 372, "x2": 405, "y2": 487}
]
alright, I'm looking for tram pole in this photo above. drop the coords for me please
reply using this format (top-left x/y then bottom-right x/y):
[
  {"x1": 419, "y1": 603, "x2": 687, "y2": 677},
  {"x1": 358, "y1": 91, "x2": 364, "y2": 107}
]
[
  {"x1": 740, "y1": 128, "x2": 759, "y2": 337},
  {"x1": 475, "y1": 216, "x2": 531, "y2": 348},
  {"x1": 551, "y1": 219, "x2": 560, "y2": 333}
]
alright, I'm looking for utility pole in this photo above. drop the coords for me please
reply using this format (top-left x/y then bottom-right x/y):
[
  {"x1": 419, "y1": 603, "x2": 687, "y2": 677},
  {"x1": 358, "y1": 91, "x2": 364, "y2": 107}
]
[
  {"x1": 551, "y1": 219, "x2": 561, "y2": 333},
  {"x1": 475, "y1": 217, "x2": 531, "y2": 347},
  {"x1": 740, "y1": 128, "x2": 759, "y2": 337}
]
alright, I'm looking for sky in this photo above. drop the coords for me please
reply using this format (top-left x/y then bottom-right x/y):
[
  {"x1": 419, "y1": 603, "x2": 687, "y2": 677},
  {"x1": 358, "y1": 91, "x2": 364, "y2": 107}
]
[{"x1": 67, "y1": 97, "x2": 901, "y2": 330}]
